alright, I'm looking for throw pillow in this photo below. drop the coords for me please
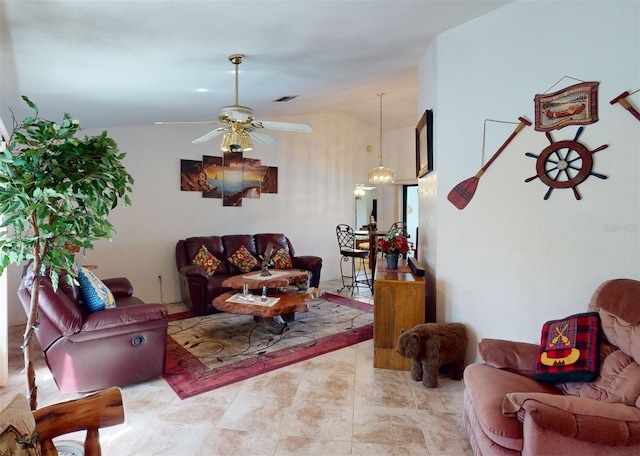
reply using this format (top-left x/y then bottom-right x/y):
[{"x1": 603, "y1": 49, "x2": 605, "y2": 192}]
[
  {"x1": 228, "y1": 245, "x2": 258, "y2": 273},
  {"x1": 534, "y1": 312, "x2": 601, "y2": 382},
  {"x1": 272, "y1": 248, "x2": 293, "y2": 269},
  {"x1": 0, "y1": 394, "x2": 40, "y2": 455},
  {"x1": 75, "y1": 264, "x2": 116, "y2": 313},
  {"x1": 192, "y1": 245, "x2": 221, "y2": 276}
]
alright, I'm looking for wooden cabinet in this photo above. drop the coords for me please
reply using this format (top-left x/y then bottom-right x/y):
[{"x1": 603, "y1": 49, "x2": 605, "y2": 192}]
[{"x1": 373, "y1": 263, "x2": 425, "y2": 370}]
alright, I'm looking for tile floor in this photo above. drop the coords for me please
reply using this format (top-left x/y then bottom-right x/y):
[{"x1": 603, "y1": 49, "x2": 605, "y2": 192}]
[{"x1": 2, "y1": 278, "x2": 471, "y2": 456}]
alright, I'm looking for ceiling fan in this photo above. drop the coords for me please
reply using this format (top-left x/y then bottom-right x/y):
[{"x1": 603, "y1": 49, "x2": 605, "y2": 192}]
[{"x1": 155, "y1": 54, "x2": 312, "y2": 149}]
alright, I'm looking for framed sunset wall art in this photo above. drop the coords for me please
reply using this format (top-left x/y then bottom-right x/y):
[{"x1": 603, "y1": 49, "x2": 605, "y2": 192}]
[
  {"x1": 181, "y1": 153, "x2": 278, "y2": 206},
  {"x1": 180, "y1": 159, "x2": 209, "y2": 192},
  {"x1": 243, "y1": 158, "x2": 262, "y2": 199},
  {"x1": 202, "y1": 155, "x2": 223, "y2": 199}
]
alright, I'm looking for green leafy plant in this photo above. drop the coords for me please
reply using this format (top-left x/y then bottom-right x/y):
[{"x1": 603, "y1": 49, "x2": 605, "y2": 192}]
[
  {"x1": 0, "y1": 96, "x2": 133, "y2": 409},
  {"x1": 375, "y1": 230, "x2": 412, "y2": 256}
]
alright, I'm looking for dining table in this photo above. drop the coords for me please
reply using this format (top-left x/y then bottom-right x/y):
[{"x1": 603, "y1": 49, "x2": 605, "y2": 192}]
[{"x1": 355, "y1": 230, "x2": 387, "y2": 269}]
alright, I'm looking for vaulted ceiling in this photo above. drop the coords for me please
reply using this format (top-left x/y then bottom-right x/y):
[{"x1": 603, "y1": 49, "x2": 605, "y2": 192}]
[{"x1": 0, "y1": 0, "x2": 511, "y2": 137}]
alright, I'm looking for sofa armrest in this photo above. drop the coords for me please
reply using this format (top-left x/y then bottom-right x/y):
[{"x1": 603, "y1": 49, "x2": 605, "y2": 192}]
[
  {"x1": 478, "y1": 338, "x2": 539, "y2": 378},
  {"x1": 70, "y1": 304, "x2": 167, "y2": 342},
  {"x1": 179, "y1": 264, "x2": 208, "y2": 278},
  {"x1": 503, "y1": 392, "x2": 640, "y2": 446},
  {"x1": 292, "y1": 255, "x2": 322, "y2": 287},
  {"x1": 102, "y1": 277, "x2": 134, "y2": 297},
  {"x1": 292, "y1": 255, "x2": 322, "y2": 269}
]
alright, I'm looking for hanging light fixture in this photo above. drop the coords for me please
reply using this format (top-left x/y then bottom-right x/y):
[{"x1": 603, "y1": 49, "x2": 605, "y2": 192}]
[
  {"x1": 368, "y1": 93, "x2": 394, "y2": 184},
  {"x1": 240, "y1": 132, "x2": 254, "y2": 151},
  {"x1": 220, "y1": 123, "x2": 254, "y2": 152},
  {"x1": 220, "y1": 132, "x2": 232, "y2": 151}
]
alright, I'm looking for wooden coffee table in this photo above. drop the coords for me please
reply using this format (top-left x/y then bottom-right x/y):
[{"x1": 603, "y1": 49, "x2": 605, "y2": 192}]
[
  {"x1": 221, "y1": 269, "x2": 310, "y2": 290},
  {"x1": 212, "y1": 288, "x2": 324, "y2": 334}
]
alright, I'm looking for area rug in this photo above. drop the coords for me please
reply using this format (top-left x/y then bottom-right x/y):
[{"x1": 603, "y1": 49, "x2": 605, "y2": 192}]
[{"x1": 162, "y1": 293, "x2": 373, "y2": 399}]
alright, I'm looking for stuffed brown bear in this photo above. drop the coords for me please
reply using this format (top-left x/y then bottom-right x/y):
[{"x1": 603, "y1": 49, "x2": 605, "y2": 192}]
[{"x1": 396, "y1": 323, "x2": 468, "y2": 388}]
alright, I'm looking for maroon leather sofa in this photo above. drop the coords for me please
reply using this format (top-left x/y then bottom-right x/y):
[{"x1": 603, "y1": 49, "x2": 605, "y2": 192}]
[
  {"x1": 176, "y1": 233, "x2": 323, "y2": 315},
  {"x1": 17, "y1": 262, "x2": 168, "y2": 393}
]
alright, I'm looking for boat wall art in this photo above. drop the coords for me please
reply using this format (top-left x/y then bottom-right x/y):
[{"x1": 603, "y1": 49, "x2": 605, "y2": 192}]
[{"x1": 534, "y1": 81, "x2": 599, "y2": 131}]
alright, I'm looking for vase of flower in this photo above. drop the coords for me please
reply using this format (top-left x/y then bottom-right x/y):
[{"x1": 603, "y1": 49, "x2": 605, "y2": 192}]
[
  {"x1": 376, "y1": 229, "x2": 412, "y2": 271},
  {"x1": 386, "y1": 253, "x2": 399, "y2": 270}
]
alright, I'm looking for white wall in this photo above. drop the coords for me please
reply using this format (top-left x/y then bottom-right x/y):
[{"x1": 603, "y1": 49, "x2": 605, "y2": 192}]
[
  {"x1": 419, "y1": 0, "x2": 640, "y2": 361},
  {"x1": 375, "y1": 125, "x2": 417, "y2": 231},
  {"x1": 417, "y1": 32, "x2": 439, "y2": 313},
  {"x1": 6, "y1": 111, "x2": 415, "y2": 325}
]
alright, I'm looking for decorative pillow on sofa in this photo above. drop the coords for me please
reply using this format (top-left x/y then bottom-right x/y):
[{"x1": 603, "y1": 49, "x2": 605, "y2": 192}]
[
  {"x1": 534, "y1": 312, "x2": 601, "y2": 382},
  {"x1": 192, "y1": 245, "x2": 221, "y2": 276},
  {"x1": 75, "y1": 264, "x2": 116, "y2": 313},
  {"x1": 228, "y1": 245, "x2": 258, "y2": 273},
  {"x1": 272, "y1": 248, "x2": 293, "y2": 269}
]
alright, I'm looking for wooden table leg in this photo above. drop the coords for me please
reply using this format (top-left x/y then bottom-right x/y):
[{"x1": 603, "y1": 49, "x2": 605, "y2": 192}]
[
  {"x1": 254, "y1": 316, "x2": 288, "y2": 334},
  {"x1": 369, "y1": 232, "x2": 375, "y2": 269}
]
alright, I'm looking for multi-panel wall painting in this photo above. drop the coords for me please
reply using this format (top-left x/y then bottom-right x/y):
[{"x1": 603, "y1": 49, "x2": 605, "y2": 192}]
[{"x1": 180, "y1": 152, "x2": 278, "y2": 207}]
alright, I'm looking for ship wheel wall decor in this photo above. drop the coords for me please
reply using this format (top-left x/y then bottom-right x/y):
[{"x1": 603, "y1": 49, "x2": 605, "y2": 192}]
[{"x1": 525, "y1": 127, "x2": 608, "y2": 200}]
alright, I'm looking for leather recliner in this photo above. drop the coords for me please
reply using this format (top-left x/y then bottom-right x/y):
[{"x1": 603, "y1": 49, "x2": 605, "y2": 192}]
[{"x1": 17, "y1": 262, "x2": 168, "y2": 393}]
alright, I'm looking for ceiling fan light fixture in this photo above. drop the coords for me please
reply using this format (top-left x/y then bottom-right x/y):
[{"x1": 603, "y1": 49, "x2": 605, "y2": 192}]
[
  {"x1": 220, "y1": 132, "x2": 231, "y2": 151},
  {"x1": 240, "y1": 132, "x2": 254, "y2": 151},
  {"x1": 229, "y1": 130, "x2": 242, "y2": 150},
  {"x1": 221, "y1": 129, "x2": 254, "y2": 152},
  {"x1": 368, "y1": 93, "x2": 394, "y2": 184}
]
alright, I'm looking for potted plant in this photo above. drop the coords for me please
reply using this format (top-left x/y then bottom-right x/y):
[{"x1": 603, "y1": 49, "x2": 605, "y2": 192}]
[
  {"x1": 375, "y1": 229, "x2": 412, "y2": 270},
  {"x1": 0, "y1": 96, "x2": 133, "y2": 409}
]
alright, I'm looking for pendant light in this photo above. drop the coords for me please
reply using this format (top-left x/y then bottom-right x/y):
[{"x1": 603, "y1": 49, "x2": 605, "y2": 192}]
[{"x1": 368, "y1": 93, "x2": 394, "y2": 184}]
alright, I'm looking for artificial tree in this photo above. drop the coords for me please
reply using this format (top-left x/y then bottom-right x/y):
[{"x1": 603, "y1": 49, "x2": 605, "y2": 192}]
[{"x1": 0, "y1": 96, "x2": 133, "y2": 409}]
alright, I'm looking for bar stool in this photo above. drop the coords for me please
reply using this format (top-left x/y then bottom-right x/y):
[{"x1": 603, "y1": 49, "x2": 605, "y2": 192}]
[
  {"x1": 335, "y1": 224, "x2": 371, "y2": 294},
  {"x1": 389, "y1": 221, "x2": 408, "y2": 237}
]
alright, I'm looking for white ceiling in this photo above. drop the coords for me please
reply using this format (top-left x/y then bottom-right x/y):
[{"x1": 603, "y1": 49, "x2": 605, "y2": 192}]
[{"x1": 0, "y1": 0, "x2": 511, "y2": 136}]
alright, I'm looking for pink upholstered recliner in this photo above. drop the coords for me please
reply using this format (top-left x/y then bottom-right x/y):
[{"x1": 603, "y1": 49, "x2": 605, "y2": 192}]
[
  {"x1": 17, "y1": 262, "x2": 168, "y2": 393},
  {"x1": 463, "y1": 278, "x2": 640, "y2": 455}
]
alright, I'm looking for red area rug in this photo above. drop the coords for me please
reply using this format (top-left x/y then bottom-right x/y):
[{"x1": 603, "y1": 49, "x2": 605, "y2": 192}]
[{"x1": 162, "y1": 293, "x2": 373, "y2": 399}]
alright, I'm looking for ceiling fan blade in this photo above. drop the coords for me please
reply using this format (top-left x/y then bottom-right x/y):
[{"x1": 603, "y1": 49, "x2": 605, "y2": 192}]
[
  {"x1": 254, "y1": 120, "x2": 313, "y2": 133},
  {"x1": 192, "y1": 128, "x2": 226, "y2": 144},
  {"x1": 249, "y1": 130, "x2": 278, "y2": 146}
]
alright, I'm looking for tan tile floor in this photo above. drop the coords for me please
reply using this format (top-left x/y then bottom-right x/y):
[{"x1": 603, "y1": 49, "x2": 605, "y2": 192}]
[{"x1": 2, "y1": 278, "x2": 471, "y2": 456}]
